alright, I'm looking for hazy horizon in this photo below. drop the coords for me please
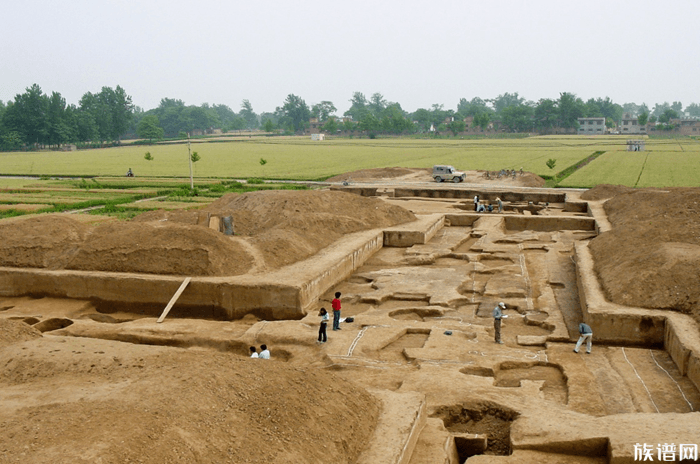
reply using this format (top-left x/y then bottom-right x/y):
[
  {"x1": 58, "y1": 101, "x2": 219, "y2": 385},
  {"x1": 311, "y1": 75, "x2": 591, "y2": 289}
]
[{"x1": 3, "y1": 0, "x2": 699, "y2": 115}]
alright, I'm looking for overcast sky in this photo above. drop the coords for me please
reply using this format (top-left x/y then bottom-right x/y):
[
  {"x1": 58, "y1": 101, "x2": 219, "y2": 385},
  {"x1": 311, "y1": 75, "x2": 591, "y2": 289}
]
[{"x1": 3, "y1": 0, "x2": 699, "y2": 115}]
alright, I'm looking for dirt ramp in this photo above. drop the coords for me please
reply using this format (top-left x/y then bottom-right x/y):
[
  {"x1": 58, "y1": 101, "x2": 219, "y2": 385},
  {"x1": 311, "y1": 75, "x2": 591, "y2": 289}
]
[{"x1": 589, "y1": 188, "x2": 700, "y2": 318}]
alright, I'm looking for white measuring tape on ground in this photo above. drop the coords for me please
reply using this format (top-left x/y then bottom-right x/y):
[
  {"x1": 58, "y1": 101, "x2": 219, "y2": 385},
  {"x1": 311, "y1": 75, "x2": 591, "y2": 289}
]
[
  {"x1": 649, "y1": 349, "x2": 694, "y2": 412},
  {"x1": 622, "y1": 347, "x2": 660, "y2": 413}
]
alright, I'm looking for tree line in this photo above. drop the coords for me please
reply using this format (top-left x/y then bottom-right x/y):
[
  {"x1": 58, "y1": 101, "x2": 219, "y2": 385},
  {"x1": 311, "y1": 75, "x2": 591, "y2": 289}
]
[{"x1": 3, "y1": 84, "x2": 700, "y2": 150}]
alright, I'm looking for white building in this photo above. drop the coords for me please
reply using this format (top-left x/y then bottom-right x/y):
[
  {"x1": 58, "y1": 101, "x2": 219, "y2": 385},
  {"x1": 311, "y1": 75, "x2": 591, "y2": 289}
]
[{"x1": 577, "y1": 117, "x2": 606, "y2": 135}]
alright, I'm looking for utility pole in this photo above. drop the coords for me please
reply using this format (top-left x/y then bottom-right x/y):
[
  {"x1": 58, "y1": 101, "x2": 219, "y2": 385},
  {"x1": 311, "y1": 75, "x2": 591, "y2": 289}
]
[{"x1": 187, "y1": 133, "x2": 194, "y2": 190}]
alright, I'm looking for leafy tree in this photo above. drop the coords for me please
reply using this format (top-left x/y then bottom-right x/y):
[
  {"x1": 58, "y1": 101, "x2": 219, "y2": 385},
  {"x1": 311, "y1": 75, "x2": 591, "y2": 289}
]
[
  {"x1": 137, "y1": 115, "x2": 164, "y2": 142},
  {"x1": 501, "y1": 106, "x2": 533, "y2": 132},
  {"x1": 546, "y1": 159, "x2": 557, "y2": 170},
  {"x1": 46, "y1": 91, "x2": 73, "y2": 146},
  {"x1": 104, "y1": 85, "x2": 134, "y2": 141},
  {"x1": 557, "y1": 92, "x2": 585, "y2": 128},
  {"x1": 658, "y1": 108, "x2": 679, "y2": 123},
  {"x1": 311, "y1": 101, "x2": 337, "y2": 122},
  {"x1": 489, "y1": 92, "x2": 525, "y2": 114},
  {"x1": 473, "y1": 112, "x2": 491, "y2": 130},
  {"x1": 263, "y1": 119, "x2": 275, "y2": 133},
  {"x1": 671, "y1": 101, "x2": 683, "y2": 114},
  {"x1": 228, "y1": 117, "x2": 247, "y2": 131},
  {"x1": 321, "y1": 117, "x2": 338, "y2": 133},
  {"x1": 368, "y1": 93, "x2": 387, "y2": 116},
  {"x1": 447, "y1": 119, "x2": 465, "y2": 136},
  {"x1": 649, "y1": 115, "x2": 657, "y2": 124},
  {"x1": 191, "y1": 151, "x2": 200, "y2": 163},
  {"x1": 342, "y1": 119, "x2": 357, "y2": 132},
  {"x1": 240, "y1": 100, "x2": 258, "y2": 129},
  {"x1": 344, "y1": 92, "x2": 368, "y2": 121},
  {"x1": 277, "y1": 94, "x2": 310, "y2": 132},
  {"x1": 652, "y1": 102, "x2": 671, "y2": 117},
  {"x1": 358, "y1": 112, "x2": 380, "y2": 133},
  {"x1": 684, "y1": 103, "x2": 700, "y2": 118},
  {"x1": 412, "y1": 108, "x2": 432, "y2": 132},
  {"x1": 0, "y1": 131, "x2": 23, "y2": 151},
  {"x1": 3, "y1": 84, "x2": 49, "y2": 146},
  {"x1": 457, "y1": 97, "x2": 492, "y2": 117},
  {"x1": 637, "y1": 112, "x2": 649, "y2": 126},
  {"x1": 144, "y1": 151, "x2": 153, "y2": 161},
  {"x1": 534, "y1": 99, "x2": 557, "y2": 132},
  {"x1": 212, "y1": 104, "x2": 237, "y2": 129},
  {"x1": 622, "y1": 102, "x2": 640, "y2": 116}
]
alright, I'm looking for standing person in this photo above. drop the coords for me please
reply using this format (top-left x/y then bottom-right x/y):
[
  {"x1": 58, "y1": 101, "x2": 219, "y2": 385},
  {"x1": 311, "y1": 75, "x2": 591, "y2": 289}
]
[
  {"x1": 249, "y1": 346, "x2": 258, "y2": 358},
  {"x1": 493, "y1": 302, "x2": 508, "y2": 344},
  {"x1": 574, "y1": 323, "x2": 593, "y2": 354},
  {"x1": 474, "y1": 195, "x2": 480, "y2": 211},
  {"x1": 318, "y1": 308, "x2": 329, "y2": 343},
  {"x1": 332, "y1": 292, "x2": 342, "y2": 331},
  {"x1": 259, "y1": 344, "x2": 270, "y2": 359},
  {"x1": 496, "y1": 197, "x2": 503, "y2": 213}
]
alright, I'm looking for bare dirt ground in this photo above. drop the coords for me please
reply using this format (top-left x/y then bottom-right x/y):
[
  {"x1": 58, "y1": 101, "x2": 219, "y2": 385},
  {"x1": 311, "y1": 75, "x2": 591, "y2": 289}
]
[
  {"x1": 326, "y1": 167, "x2": 546, "y2": 188},
  {"x1": 585, "y1": 185, "x2": 700, "y2": 323},
  {"x1": 0, "y1": 190, "x2": 415, "y2": 276},
  {"x1": 1, "y1": 170, "x2": 700, "y2": 463}
]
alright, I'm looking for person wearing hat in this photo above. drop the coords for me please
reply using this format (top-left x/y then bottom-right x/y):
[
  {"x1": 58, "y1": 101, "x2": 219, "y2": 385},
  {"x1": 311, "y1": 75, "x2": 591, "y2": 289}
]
[
  {"x1": 493, "y1": 302, "x2": 508, "y2": 344},
  {"x1": 496, "y1": 197, "x2": 503, "y2": 213}
]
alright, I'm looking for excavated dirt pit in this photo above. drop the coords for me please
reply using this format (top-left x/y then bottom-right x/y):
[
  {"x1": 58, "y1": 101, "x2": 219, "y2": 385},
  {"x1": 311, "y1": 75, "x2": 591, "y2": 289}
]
[
  {"x1": 432, "y1": 401, "x2": 520, "y2": 457},
  {"x1": 2, "y1": 178, "x2": 700, "y2": 463}
]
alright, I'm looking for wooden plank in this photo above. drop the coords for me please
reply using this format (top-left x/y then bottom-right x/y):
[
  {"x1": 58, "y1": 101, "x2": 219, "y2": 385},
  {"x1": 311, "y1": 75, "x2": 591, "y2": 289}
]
[{"x1": 157, "y1": 277, "x2": 192, "y2": 323}]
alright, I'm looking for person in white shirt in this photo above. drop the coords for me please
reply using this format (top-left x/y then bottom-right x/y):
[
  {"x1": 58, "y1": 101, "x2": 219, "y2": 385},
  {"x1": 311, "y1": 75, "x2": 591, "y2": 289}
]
[
  {"x1": 249, "y1": 346, "x2": 258, "y2": 358},
  {"x1": 259, "y1": 344, "x2": 270, "y2": 359}
]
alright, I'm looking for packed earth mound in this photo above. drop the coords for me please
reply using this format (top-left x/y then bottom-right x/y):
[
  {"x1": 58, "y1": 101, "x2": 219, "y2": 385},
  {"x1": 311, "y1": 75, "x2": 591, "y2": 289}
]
[
  {"x1": 0, "y1": 215, "x2": 253, "y2": 276},
  {"x1": 0, "y1": 190, "x2": 416, "y2": 276},
  {"x1": 588, "y1": 187, "x2": 700, "y2": 321},
  {"x1": 0, "y1": 318, "x2": 42, "y2": 347},
  {"x1": 0, "y1": 333, "x2": 379, "y2": 464},
  {"x1": 580, "y1": 184, "x2": 635, "y2": 201},
  {"x1": 139, "y1": 190, "x2": 417, "y2": 271}
]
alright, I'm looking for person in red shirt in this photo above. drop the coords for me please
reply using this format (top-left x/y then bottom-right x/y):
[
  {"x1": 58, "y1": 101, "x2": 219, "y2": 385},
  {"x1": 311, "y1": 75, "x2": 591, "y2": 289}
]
[{"x1": 331, "y1": 292, "x2": 342, "y2": 330}]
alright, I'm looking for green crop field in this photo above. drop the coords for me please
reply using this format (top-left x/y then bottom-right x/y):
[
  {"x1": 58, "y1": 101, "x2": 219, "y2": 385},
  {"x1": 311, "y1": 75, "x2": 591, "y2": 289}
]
[
  {"x1": 558, "y1": 140, "x2": 700, "y2": 188},
  {"x1": 1, "y1": 135, "x2": 699, "y2": 187},
  {"x1": 0, "y1": 136, "x2": 629, "y2": 180}
]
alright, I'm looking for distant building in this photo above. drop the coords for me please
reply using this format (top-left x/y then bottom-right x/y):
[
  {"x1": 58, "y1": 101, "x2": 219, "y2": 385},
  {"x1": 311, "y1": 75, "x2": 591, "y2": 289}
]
[
  {"x1": 621, "y1": 113, "x2": 646, "y2": 135},
  {"x1": 577, "y1": 117, "x2": 606, "y2": 135},
  {"x1": 309, "y1": 118, "x2": 321, "y2": 134},
  {"x1": 311, "y1": 133, "x2": 325, "y2": 141}
]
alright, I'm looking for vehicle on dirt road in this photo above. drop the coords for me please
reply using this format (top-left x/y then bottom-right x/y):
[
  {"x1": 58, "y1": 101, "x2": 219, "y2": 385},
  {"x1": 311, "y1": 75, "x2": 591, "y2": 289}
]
[{"x1": 432, "y1": 165, "x2": 466, "y2": 183}]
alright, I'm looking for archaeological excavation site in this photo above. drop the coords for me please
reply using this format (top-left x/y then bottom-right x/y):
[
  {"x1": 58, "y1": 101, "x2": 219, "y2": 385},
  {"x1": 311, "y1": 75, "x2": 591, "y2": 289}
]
[{"x1": 1, "y1": 168, "x2": 699, "y2": 463}]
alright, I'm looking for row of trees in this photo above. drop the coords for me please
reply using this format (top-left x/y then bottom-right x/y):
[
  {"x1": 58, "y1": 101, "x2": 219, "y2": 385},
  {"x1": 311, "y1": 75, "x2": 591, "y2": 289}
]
[
  {"x1": 0, "y1": 84, "x2": 133, "y2": 150},
  {"x1": 4, "y1": 84, "x2": 700, "y2": 150}
]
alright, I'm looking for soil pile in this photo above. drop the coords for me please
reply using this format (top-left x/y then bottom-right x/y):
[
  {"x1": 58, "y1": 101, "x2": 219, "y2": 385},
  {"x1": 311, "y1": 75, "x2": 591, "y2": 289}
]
[
  {"x1": 580, "y1": 184, "x2": 635, "y2": 201},
  {"x1": 0, "y1": 337, "x2": 380, "y2": 463},
  {"x1": 0, "y1": 190, "x2": 415, "y2": 276},
  {"x1": 589, "y1": 188, "x2": 700, "y2": 320},
  {"x1": 206, "y1": 190, "x2": 416, "y2": 269},
  {"x1": 0, "y1": 318, "x2": 42, "y2": 347},
  {"x1": 0, "y1": 215, "x2": 252, "y2": 276}
]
